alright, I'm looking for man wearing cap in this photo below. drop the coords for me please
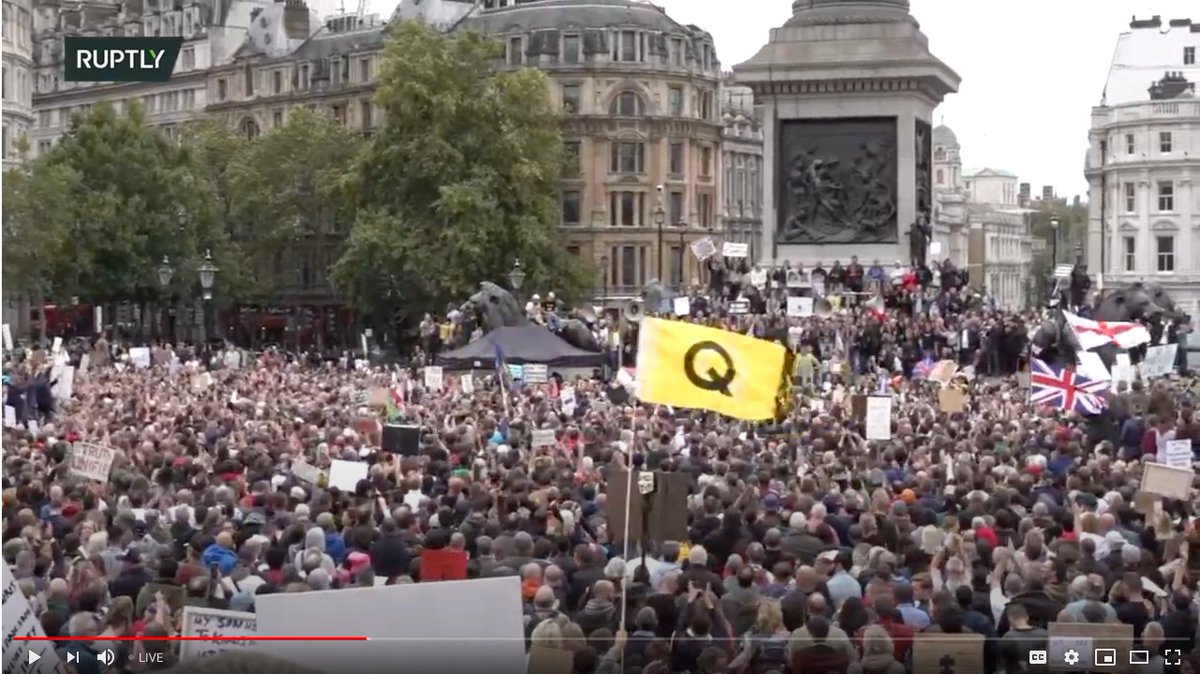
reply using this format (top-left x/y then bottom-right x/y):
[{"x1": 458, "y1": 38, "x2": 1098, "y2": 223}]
[{"x1": 110, "y1": 549, "x2": 153, "y2": 601}]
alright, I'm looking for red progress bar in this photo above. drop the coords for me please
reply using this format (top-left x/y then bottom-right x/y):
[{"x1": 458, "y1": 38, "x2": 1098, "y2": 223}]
[{"x1": 14, "y1": 636, "x2": 366, "y2": 641}]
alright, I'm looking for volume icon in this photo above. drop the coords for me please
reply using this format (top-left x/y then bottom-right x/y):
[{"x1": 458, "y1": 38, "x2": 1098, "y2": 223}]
[{"x1": 98, "y1": 649, "x2": 116, "y2": 666}]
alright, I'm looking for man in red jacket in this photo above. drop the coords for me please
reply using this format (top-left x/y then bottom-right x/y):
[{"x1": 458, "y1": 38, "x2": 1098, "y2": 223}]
[{"x1": 418, "y1": 529, "x2": 467, "y2": 582}]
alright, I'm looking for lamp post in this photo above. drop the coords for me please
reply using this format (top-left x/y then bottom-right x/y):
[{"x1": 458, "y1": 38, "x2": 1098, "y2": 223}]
[
  {"x1": 654, "y1": 190, "x2": 666, "y2": 282},
  {"x1": 1074, "y1": 241, "x2": 1084, "y2": 265},
  {"x1": 156, "y1": 256, "x2": 174, "y2": 343},
  {"x1": 197, "y1": 250, "x2": 219, "y2": 343},
  {"x1": 1050, "y1": 218, "x2": 1059, "y2": 264},
  {"x1": 599, "y1": 254, "x2": 609, "y2": 304},
  {"x1": 507, "y1": 259, "x2": 526, "y2": 303}
]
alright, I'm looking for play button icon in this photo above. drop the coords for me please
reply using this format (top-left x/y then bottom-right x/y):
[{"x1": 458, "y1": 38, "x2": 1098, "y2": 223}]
[{"x1": 27, "y1": 650, "x2": 41, "y2": 665}]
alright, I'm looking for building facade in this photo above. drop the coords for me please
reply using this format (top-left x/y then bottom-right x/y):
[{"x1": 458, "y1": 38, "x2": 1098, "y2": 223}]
[
  {"x1": 720, "y1": 75, "x2": 763, "y2": 262},
  {"x1": 29, "y1": 0, "x2": 272, "y2": 155},
  {"x1": 931, "y1": 123, "x2": 968, "y2": 269},
  {"x1": 436, "y1": 0, "x2": 724, "y2": 301},
  {"x1": 1086, "y1": 16, "x2": 1200, "y2": 320},
  {"x1": 962, "y1": 167, "x2": 1033, "y2": 309},
  {"x1": 3, "y1": 0, "x2": 34, "y2": 167}
]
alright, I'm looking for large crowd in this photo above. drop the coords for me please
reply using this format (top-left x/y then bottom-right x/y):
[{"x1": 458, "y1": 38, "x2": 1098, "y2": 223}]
[{"x1": 3, "y1": 262, "x2": 1198, "y2": 674}]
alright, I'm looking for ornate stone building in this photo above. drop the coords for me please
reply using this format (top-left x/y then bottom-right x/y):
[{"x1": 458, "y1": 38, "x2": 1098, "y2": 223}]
[
  {"x1": 720, "y1": 75, "x2": 763, "y2": 263},
  {"x1": 432, "y1": 0, "x2": 724, "y2": 300},
  {"x1": 29, "y1": 0, "x2": 272, "y2": 155},
  {"x1": 1086, "y1": 16, "x2": 1200, "y2": 320},
  {"x1": 931, "y1": 122, "x2": 968, "y2": 269},
  {"x1": 962, "y1": 167, "x2": 1033, "y2": 309},
  {"x1": 2, "y1": 0, "x2": 34, "y2": 168}
]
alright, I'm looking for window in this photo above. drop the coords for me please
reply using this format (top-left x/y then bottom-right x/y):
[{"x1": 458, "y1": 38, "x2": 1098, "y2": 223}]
[
  {"x1": 620, "y1": 245, "x2": 638, "y2": 287},
  {"x1": 508, "y1": 37, "x2": 523, "y2": 66},
  {"x1": 332, "y1": 104, "x2": 345, "y2": 126},
  {"x1": 217, "y1": 78, "x2": 227, "y2": 101},
  {"x1": 611, "y1": 92, "x2": 641, "y2": 116},
  {"x1": 563, "y1": 141, "x2": 580, "y2": 176},
  {"x1": 615, "y1": 30, "x2": 639, "y2": 62},
  {"x1": 565, "y1": 245, "x2": 581, "y2": 258},
  {"x1": 609, "y1": 191, "x2": 643, "y2": 227},
  {"x1": 182, "y1": 47, "x2": 194, "y2": 70},
  {"x1": 669, "y1": 142, "x2": 684, "y2": 175},
  {"x1": 610, "y1": 141, "x2": 645, "y2": 174},
  {"x1": 934, "y1": 147, "x2": 946, "y2": 161},
  {"x1": 669, "y1": 245, "x2": 683, "y2": 288},
  {"x1": 700, "y1": 147, "x2": 712, "y2": 177},
  {"x1": 341, "y1": 57, "x2": 350, "y2": 83},
  {"x1": 272, "y1": 109, "x2": 283, "y2": 127},
  {"x1": 669, "y1": 190, "x2": 684, "y2": 225},
  {"x1": 1159, "y1": 131, "x2": 1173, "y2": 153},
  {"x1": 936, "y1": 169, "x2": 944, "y2": 185},
  {"x1": 668, "y1": 86, "x2": 683, "y2": 116},
  {"x1": 1157, "y1": 181, "x2": 1174, "y2": 211},
  {"x1": 360, "y1": 100, "x2": 372, "y2": 129},
  {"x1": 1186, "y1": 46, "x2": 1196, "y2": 65},
  {"x1": 1125, "y1": 133, "x2": 1135, "y2": 155},
  {"x1": 562, "y1": 84, "x2": 580, "y2": 114},
  {"x1": 300, "y1": 64, "x2": 309, "y2": 89},
  {"x1": 670, "y1": 38, "x2": 684, "y2": 66},
  {"x1": 1156, "y1": 236, "x2": 1174, "y2": 272},
  {"x1": 272, "y1": 70, "x2": 282, "y2": 94},
  {"x1": 1122, "y1": 235, "x2": 1136, "y2": 272},
  {"x1": 561, "y1": 190, "x2": 581, "y2": 226},
  {"x1": 562, "y1": 34, "x2": 580, "y2": 64},
  {"x1": 1, "y1": 125, "x2": 7, "y2": 158},
  {"x1": 699, "y1": 90, "x2": 712, "y2": 120},
  {"x1": 360, "y1": 58, "x2": 370, "y2": 82},
  {"x1": 244, "y1": 64, "x2": 254, "y2": 96},
  {"x1": 1124, "y1": 183, "x2": 1136, "y2": 213},
  {"x1": 37, "y1": 139, "x2": 50, "y2": 155},
  {"x1": 240, "y1": 118, "x2": 259, "y2": 139},
  {"x1": 699, "y1": 193, "x2": 711, "y2": 228}
]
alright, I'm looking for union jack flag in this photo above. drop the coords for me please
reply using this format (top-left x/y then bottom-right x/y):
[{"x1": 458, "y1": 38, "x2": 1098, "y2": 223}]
[
  {"x1": 1029, "y1": 357, "x2": 1108, "y2": 415},
  {"x1": 912, "y1": 355, "x2": 935, "y2": 380}
]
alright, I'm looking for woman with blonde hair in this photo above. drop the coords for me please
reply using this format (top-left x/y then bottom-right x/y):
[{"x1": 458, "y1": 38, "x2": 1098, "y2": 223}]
[
  {"x1": 848, "y1": 625, "x2": 903, "y2": 674},
  {"x1": 735, "y1": 600, "x2": 790, "y2": 673}
]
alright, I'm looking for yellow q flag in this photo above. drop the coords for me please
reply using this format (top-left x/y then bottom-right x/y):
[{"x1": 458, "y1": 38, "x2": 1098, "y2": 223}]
[{"x1": 635, "y1": 317, "x2": 787, "y2": 421}]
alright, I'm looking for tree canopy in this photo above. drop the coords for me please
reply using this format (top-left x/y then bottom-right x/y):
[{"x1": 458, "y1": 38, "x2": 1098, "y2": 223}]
[{"x1": 331, "y1": 21, "x2": 590, "y2": 317}]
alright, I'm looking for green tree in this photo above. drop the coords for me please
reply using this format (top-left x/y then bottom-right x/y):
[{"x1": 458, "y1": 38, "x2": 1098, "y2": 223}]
[
  {"x1": 331, "y1": 21, "x2": 589, "y2": 320},
  {"x1": 37, "y1": 101, "x2": 222, "y2": 305}
]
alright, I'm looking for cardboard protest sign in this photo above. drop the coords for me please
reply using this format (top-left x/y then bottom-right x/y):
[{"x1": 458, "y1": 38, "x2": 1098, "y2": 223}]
[
  {"x1": 938, "y1": 388, "x2": 965, "y2": 413},
  {"x1": 722, "y1": 241, "x2": 748, "y2": 258},
  {"x1": 531, "y1": 429, "x2": 556, "y2": 448},
  {"x1": 1142, "y1": 463, "x2": 1193, "y2": 500},
  {"x1": 1047, "y1": 622, "x2": 1132, "y2": 671},
  {"x1": 68, "y1": 443, "x2": 116, "y2": 482},
  {"x1": 1165, "y1": 439, "x2": 1192, "y2": 469},
  {"x1": 366, "y1": 388, "x2": 390, "y2": 408},
  {"x1": 291, "y1": 459, "x2": 324, "y2": 485},
  {"x1": 523, "y1": 364, "x2": 548, "y2": 384},
  {"x1": 180, "y1": 607, "x2": 258, "y2": 660},
  {"x1": 689, "y1": 236, "x2": 716, "y2": 261},
  {"x1": 786, "y1": 296, "x2": 812, "y2": 317},
  {"x1": 528, "y1": 646, "x2": 574, "y2": 674},
  {"x1": 928, "y1": 360, "x2": 958, "y2": 385},
  {"x1": 912, "y1": 633, "x2": 982, "y2": 674},
  {"x1": 3, "y1": 565, "x2": 68, "y2": 674},
  {"x1": 1140, "y1": 344, "x2": 1177, "y2": 379}
]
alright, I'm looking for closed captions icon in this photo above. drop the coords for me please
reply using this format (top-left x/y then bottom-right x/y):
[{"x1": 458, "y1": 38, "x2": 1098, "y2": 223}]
[{"x1": 1029, "y1": 650, "x2": 1048, "y2": 665}]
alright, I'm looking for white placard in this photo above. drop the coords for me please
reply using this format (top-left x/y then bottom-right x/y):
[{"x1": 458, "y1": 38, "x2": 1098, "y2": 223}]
[
  {"x1": 690, "y1": 236, "x2": 717, "y2": 261},
  {"x1": 52, "y1": 366, "x2": 75, "y2": 401},
  {"x1": 423, "y1": 366, "x2": 444, "y2": 390},
  {"x1": 1139, "y1": 344, "x2": 1178, "y2": 380},
  {"x1": 180, "y1": 606, "x2": 258, "y2": 660},
  {"x1": 223, "y1": 350, "x2": 242, "y2": 370},
  {"x1": 68, "y1": 443, "x2": 117, "y2": 482},
  {"x1": 460, "y1": 375, "x2": 474, "y2": 394},
  {"x1": 3, "y1": 406, "x2": 15, "y2": 428},
  {"x1": 1165, "y1": 439, "x2": 1192, "y2": 469},
  {"x1": 94, "y1": 306, "x2": 102, "y2": 332},
  {"x1": 1110, "y1": 353, "x2": 1135, "y2": 392},
  {"x1": 1075, "y1": 351, "x2": 1111, "y2": 382},
  {"x1": 1, "y1": 323, "x2": 11, "y2": 351},
  {"x1": 328, "y1": 459, "x2": 369, "y2": 492},
  {"x1": 560, "y1": 386, "x2": 577, "y2": 416},
  {"x1": 673, "y1": 296, "x2": 691, "y2": 317},
  {"x1": 865, "y1": 395, "x2": 892, "y2": 441},
  {"x1": 51, "y1": 336, "x2": 62, "y2": 355},
  {"x1": 929, "y1": 241, "x2": 943, "y2": 257},
  {"x1": 78, "y1": 353, "x2": 90, "y2": 374},
  {"x1": 291, "y1": 459, "x2": 323, "y2": 485},
  {"x1": 361, "y1": 332, "x2": 369, "y2": 357},
  {"x1": 523, "y1": 364, "x2": 548, "y2": 384},
  {"x1": 785, "y1": 269, "x2": 805, "y2": 288},
  {"x1": 130, "y1": 346, "x2": 151, "y2": 369},
  {"x1": 3, "y1": 564, "x2": 68, "y2": 674},
  {"x1": 26, "y1": 419, "x2": 38, "y2": 438},
  {"x1": 722, "y1": 241, "x2": 749, "y2": 258},
  {"x1": 531, "y1": 428, "x2": 557, "y2": 448},
  {"x1": 729, "y1": 300, "x2": 750, "y2": 315},
  {"x1": 787, "y1": 296, "x2": 813, "y2": 317},
  {"x1": 254, "y1": 577, "x2": 526, "y2": 674}
]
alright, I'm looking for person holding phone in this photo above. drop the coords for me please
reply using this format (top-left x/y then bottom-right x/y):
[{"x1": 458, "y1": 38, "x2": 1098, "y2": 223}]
[{"x1": 670, "y1": 582, "x2": 733, "y2": 673}]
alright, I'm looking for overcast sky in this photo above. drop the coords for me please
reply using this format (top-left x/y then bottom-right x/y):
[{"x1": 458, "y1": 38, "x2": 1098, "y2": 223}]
[{"x1": 357, "y1": 0, "x2": 1197, "y2": 199}]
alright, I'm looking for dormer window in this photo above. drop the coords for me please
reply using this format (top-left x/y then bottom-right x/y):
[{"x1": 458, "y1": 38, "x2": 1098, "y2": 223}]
[
  {"x1": 934, "y1": 147, "x2": 945, "y2": 161},
  {"x1": 508, "y1": 37, "x2": 523, "y2": 66},
  {"x1": 612, "y1": 30, "x2": 644, "y2": 63}
]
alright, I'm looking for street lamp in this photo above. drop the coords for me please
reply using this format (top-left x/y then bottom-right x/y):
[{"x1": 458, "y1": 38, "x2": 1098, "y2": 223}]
[
  {"x1": 654, "y1": 192, "x2": 666, "y2": 282},
  {"x1": 1074, "y1": 241, "x2": 1084, "y2": 265},
  {"x1": 197, "y1": 249, "x2": 219, "y2": 342},
  {"x1": 156, "y1": 256, "x2": 174, "y2": 344},
  {"x1": 507, "y1": 259, "x2": 526, "y2": 296},
  {"x1": 1050, "y1": 218, "x2": 1059, "y2": 264}
]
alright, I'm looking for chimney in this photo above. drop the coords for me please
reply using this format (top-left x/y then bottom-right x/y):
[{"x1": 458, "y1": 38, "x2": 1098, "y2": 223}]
[
  {"x1": 283, "y1": 0, "x2": 310, "y2": 39},
  {"x1": 1148, "y1": 71, "x2": 1195, "y2": 100},
  {"x1": 1041, "y1": 185, "x2": 1054, "y2": 201}
]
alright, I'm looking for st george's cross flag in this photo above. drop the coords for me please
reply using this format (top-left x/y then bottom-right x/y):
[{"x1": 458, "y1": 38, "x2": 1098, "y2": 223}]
[
  {"x1": 1029, "y1": 357, "x2": 1109, "y2": 415},
  {"x1": 1062, "y1": 310, "x2": 1151, "y2": 351}
]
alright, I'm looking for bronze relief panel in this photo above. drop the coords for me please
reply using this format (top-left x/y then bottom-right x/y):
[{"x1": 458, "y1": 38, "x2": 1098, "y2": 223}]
[{"x1": 776, "y1": 117, "x2": 899, "y2": 244}]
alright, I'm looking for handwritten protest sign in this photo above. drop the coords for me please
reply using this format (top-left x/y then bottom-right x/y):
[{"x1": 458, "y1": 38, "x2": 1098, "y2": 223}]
[
  {"x1": 531, "y1": 429, "x2": 557, "y2": 448},
  {"x1": 423, "y1": 366, "x2": 444, "y2": 390},
  {"x1": 3, "y1": 565, "x2": 67, "y2": 674},
  {"x1": 865, "y1": 396, "x2": 892, "y2": 440},
  {"x1": 68, "y1": 443, "x2": 116, "y2": 482},
  {"x1": 180, "y1": 607, "x2": 258, "y2": 660}
]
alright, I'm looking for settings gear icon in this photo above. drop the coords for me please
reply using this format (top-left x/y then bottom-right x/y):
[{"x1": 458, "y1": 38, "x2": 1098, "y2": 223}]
[{"x1": 1063, "y1": 649, "x2": 1081, "y2": 666}]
